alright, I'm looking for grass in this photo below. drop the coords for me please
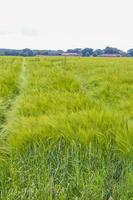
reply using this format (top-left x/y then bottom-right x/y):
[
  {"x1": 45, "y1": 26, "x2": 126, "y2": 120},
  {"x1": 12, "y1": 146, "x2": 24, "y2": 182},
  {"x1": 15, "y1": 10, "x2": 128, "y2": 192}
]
[{"x1": 0, "y1": 57, "x2": 133, "y2": 199}]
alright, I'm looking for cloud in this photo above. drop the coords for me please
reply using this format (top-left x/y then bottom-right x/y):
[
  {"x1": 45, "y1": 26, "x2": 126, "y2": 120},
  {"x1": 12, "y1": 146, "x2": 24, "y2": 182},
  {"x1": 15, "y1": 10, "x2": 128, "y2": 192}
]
[
  {"x1": 0, "y1": 27, "x2": 40, "y2": 37},
  {"x1": 0, "y1": 29, "x2": 10, "y2": 35},
  {"x1": 19, "y1": 27, "x2": 40, "y2": 37}
]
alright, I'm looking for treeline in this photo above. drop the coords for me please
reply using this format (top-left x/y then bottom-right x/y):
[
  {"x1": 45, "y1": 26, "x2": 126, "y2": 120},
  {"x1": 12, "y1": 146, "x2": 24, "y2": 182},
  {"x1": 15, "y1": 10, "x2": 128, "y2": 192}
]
[{"x1": 0, "y1": 47, "x2": 133, "y2": 57}]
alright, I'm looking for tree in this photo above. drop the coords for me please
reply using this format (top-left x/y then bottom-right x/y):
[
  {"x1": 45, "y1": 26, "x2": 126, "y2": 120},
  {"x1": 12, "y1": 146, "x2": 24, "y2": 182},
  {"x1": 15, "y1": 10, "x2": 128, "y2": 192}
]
[
  {"x1": 20, "y1": 48, "x2": 33, "y2": 56},
  {"x1": 119, "y1": 50, "x2": 127, "y2": 57},
  {"x1": 5, "y1": 49, "x2": 19, "y2": 56},
  {"x1": 93, "y1": 49, "x2": 103, "y2": 56},
  {"x1": 82, "y1": 48, "x2": 93, "y2": 57},
  {"x1": 127, "y1": 49, "x2": 133, "y2": 57},
  {"x1": 66, "y1": 48, "x2": 82, "y2": 54},
  {"x1": 104, "y1": 47, "x2": 120, "y2": 54}
]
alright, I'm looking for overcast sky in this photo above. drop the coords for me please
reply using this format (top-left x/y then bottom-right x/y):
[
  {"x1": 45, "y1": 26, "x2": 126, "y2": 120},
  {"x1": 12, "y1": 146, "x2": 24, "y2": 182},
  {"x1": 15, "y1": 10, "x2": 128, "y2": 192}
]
[{"x1": 0, "y1": 0, "x2": 133, "y2": 50}]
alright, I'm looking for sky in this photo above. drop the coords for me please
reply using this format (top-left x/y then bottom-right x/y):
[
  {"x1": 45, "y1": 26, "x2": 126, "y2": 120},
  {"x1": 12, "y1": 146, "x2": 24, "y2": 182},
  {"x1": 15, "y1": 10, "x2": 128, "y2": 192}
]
[{"x1": 0, "y1": 0, "x2": 133, "y2": 50}]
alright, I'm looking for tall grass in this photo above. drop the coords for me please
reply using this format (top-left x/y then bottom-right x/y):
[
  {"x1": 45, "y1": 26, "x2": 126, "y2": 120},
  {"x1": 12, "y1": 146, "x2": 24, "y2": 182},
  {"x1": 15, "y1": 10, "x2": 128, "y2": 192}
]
[
  {"x1": 1, "y1": 57, "x2": 133, "y2": 199},
  {"x1": 0, "y1": 57, "x2": 22, "y2": 199}
]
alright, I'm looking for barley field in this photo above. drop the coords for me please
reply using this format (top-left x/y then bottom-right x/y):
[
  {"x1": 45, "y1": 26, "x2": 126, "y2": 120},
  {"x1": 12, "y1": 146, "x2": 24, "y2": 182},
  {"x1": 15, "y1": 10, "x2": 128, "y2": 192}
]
[{"x1": 0, "y1": 56, "x2": 133, "y2": 200}]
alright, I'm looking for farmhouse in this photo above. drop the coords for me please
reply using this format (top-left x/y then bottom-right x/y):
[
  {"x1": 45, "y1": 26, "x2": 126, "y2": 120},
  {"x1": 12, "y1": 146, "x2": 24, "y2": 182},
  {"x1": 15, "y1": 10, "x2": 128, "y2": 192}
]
[
  {"x1": 62, "y1": 52, "x2": 80, "y2": 56},
  {"x1": 99, "y1": 54, "x2": 122, "y2": 57}
]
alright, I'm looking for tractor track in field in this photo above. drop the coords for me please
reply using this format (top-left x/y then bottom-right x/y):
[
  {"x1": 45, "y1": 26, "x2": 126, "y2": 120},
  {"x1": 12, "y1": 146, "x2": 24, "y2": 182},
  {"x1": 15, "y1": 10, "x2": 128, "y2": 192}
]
[
  {"x1": 18, "y1": 58, "x2": 27, "y2": 92},
  {"x1": 0, "y1": 58, "x2": 27, "y2": 138}
]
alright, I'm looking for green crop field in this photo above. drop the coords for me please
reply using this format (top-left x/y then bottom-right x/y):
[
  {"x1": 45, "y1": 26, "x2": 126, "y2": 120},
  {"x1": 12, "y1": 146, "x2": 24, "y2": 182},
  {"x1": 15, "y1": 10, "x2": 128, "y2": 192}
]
[{"x1": 0, "y1": 56, "x2": 133, "y2": 200}]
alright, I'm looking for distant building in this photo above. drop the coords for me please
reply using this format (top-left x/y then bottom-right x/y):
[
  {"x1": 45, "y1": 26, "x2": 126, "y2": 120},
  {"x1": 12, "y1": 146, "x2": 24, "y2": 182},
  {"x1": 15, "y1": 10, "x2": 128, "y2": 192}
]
[
  {"x1": 99, "y1": 54, "x2": 122, "y2": 57},
  {"x1": 62, "y1": 52, "x2": 80, "y2": 56}
]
